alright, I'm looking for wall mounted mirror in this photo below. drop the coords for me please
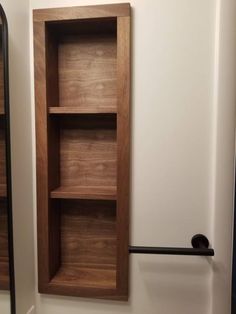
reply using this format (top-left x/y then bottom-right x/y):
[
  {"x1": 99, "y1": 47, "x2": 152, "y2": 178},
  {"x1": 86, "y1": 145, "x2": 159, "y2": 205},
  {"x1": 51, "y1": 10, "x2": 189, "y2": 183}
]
[{"x1": 0, "y1": 4, "x2": 15, "y2": 314}]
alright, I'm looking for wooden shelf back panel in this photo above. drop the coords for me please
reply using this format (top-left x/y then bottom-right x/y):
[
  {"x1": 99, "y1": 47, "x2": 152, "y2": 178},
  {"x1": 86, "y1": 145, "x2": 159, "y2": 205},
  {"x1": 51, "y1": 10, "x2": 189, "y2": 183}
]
[
  {"x1": 0, "y1": 200, "x2": 9, "y2": 290},
  {"x1": 58, "y1": 34, "x2": 117, "y2": 111},
  {"x1": 60, "y1": 200, "x2": 116, "y2": 267},
  {"x1": 51, "y1": 265, "x2": 116, "y2": 290},
  {"x1": 60, "y1": 127, "x2": 117, "y2": 188},
  {"x1": 49, "y1": 199, "x2": 117, "y2": 290},
  {"x1": 46, "y1": 17, "x2": 117, "y2": 112}
]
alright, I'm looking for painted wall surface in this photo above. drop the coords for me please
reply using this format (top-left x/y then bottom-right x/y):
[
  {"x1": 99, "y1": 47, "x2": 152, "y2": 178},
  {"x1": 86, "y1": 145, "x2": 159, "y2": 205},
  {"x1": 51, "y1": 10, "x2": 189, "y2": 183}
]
[
  {"x1": 211, "y1": 1, "x2": 236, "y2": 314},
  {"x1": 0, "y1": 292, "x2": 10, "y2": 314},
  {"x1": 29, "y1": 1, "x2": 223, "y2": 314},
  {"x1": 0, "y1": 0, "x2": 36, "y2": 314}
]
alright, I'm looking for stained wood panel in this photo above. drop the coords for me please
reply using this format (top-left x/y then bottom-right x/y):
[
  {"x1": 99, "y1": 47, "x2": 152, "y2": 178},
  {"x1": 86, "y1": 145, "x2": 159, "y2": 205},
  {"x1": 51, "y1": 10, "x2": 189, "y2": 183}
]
[
  {"x1": 0, "y1": 37, "x2": 4, "y2": 115},
  {"x1": 116, "y1": 15, "x2": 131, "y2": 298},
  {"x1": 60, "y1": 128, "x2": 116, "y2": 188},
  {"x1": 51, "y1": 266, "x2": 116, "y2": 290},
  {"x1": 51, "y1": 185, "x2": 116, "y2": 200},
  {"x1": 0, "y1": 200, "x2": 9, "y2": 290},
  {"x1": 61, "y1": 200, "x2": 116, "y2": 266},
  {"x1": 34, "y1": 3, "x2": 130, "y2": 300},
  {"x1": 49, "y1": 107, "x2": 117, "y2": 114},
  {"x1": 33, "y1": 3, "x2": 130, "y2": 22},
  {"x1": 51, "y1": 199, "x2": 117, "y2": 291},
  {"x1": 0, "y1": 127, "x2": 6, "y2": 197},
  {"x1": 58, "y1": 35, "x2": 117, "y2": 111}
]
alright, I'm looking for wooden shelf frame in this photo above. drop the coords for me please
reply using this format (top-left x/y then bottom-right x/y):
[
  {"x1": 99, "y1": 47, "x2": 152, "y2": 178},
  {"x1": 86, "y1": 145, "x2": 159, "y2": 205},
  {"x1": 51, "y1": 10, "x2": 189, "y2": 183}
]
[{"x1": 34, "y1": 3, "x2": 130, "y2": 300}]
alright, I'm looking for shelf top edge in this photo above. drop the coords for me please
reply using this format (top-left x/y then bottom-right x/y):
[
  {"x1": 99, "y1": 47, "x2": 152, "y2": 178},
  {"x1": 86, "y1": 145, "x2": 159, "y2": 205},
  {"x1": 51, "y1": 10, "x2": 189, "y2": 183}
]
[
  {"x1": 33, "y1": 3, "x2": 131, "y2": 22},
  {"x1": 49, "y1": 107, "x2": 117, "y2": 114}
]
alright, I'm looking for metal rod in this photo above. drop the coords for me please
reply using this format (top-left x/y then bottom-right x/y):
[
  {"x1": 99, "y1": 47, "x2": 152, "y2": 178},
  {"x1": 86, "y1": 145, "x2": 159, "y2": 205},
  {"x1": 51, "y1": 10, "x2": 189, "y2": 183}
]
[
  {"x1": 129, "y1": 235, "x2": 214, "y2": 256},
  {"x1": 129, "y1": 246, "x2": 214, "y2": 256}
]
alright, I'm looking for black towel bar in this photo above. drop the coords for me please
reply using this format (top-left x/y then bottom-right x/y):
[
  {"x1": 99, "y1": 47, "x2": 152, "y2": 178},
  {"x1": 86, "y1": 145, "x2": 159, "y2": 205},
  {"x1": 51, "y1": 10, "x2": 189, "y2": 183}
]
[{"x1": 129, "y1": 234, "x2": 214, "y2": 256}]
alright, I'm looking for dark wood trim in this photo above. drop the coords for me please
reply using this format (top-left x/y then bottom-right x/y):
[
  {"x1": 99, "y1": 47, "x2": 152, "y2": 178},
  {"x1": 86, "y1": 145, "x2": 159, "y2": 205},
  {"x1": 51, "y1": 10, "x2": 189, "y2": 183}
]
[
  {"x1": 33, "y1": 3, "x2": 130, "y2": 22},
  {"x1": 116, "y1": 15, "x2": 130, "y2": 299},
  {"x1": 34, "y1": 21, "x2": 51, "y2": 288}
]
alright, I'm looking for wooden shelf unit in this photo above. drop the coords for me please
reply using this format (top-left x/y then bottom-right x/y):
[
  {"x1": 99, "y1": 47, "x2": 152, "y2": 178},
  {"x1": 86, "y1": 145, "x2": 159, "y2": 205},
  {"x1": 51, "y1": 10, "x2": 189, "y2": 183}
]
[{"x1": 34, "y1": 3, "x2": 130, "y2": 300}]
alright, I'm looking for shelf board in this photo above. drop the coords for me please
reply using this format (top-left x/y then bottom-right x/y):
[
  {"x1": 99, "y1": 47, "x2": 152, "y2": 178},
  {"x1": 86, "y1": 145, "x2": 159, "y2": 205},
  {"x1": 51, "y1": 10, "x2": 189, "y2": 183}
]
[
  {"x1": 0, "y1": 184, "x2": 6, "y2": 198},
  {"x1": 49, "y1": 107, "x2": 117, "y2": 115},
  {"x1": 0, "y1": 261, "x2": 9, "y2": 291},
  {"x1": 50, "y1": 186, "x2": 116, "y2": 200},
  {"x1": 50, "y1": 264, "x2": 116, "y2": 290}
]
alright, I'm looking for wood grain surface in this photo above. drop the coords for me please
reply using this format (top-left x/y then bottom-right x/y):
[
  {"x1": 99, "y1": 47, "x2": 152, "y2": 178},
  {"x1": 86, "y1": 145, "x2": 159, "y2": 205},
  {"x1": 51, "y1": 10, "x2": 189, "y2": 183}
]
[
  {"x1": 60, "y1": 128, "x2": 117, "y2": 188},
  {"x1": 0, "y1": 200, "x2": 9, "y2": 290},
  {"x1": 58, "y1": 34, "x2": 117, "y2": 111},
  {"x1": 51, "y1": 185, "x2": 116, "y2": 200},
  {"x1": 0, "y1": 38, "x2": 4, "y2": 114},
  {"x1": 0, "y1": 127, "x2": 6, "y2": 195},
  {"x1": 33, "y1": 3, "x2": 130, "y2": 22},
  {"x1": 52, "y1": 199, "x2": 117, "y2": 290},
  {"x1": 49, "y1": 106, "x2": 117, "y2": 115},
  {"x1": 34, "y1": 21, "x2": 51, "y2": 288},
  {"x1": 116, "y1": 16, "x2": 131, "y2": 298}
]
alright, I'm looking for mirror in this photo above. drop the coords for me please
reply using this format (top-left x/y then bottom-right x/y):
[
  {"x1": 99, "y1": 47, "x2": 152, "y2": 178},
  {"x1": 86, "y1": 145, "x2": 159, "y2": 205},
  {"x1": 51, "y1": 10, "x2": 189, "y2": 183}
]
[{"x1": 0, "y1": 4, "x2": 15, "y2": 314}]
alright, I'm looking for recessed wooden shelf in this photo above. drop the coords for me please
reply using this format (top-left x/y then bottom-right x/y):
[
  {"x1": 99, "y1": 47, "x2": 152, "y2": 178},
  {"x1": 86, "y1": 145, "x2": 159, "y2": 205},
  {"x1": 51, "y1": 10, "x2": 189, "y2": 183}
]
[
  {"x1": 34, "y1": 3, "x2": 130, "y2": 300},
  {"x1": 51, "y1": 265, "x2": 116, "y2": 290},
  {"x1": 51, "y1": 185, "x2": 116, "y2": 200},
  {"x1": 49, "y1": 114, "x2": 117, "y2": 195},
  {"x1": 49, "y1": 107, "x2": 117, "y2": 115},
  {"x1": 47, "y1": 199, "x2": 117, "y2": 296}
]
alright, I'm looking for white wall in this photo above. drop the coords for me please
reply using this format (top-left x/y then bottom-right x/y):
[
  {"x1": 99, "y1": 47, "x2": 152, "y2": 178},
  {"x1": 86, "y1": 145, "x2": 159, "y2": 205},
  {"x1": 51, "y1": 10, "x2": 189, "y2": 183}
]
[
  {"x1": 0, "y1": 1, "x2": 233, "y2": 313},
  {"x1": 0, "y1": 292, "x2": 10, "y2": 314},
  {"x1": 29, "y1": 1, "x2": 222, "y2": 314},
  {"x1": 211, "y1": 1, "x2": 236, "y2": 314},
  {"x1": 0, "y1": 0, "x2": 36, "y2": 313}
]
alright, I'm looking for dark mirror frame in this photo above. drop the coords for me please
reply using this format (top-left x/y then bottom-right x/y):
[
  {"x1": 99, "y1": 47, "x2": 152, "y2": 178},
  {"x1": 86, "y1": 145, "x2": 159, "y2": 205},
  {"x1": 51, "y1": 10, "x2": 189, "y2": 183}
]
[
  {"x1": 0, "y1": 4, "x2": 15, "y2": 314},
  {"x1": 232, "y1": 171, "x2": 236, "y2": 313}
]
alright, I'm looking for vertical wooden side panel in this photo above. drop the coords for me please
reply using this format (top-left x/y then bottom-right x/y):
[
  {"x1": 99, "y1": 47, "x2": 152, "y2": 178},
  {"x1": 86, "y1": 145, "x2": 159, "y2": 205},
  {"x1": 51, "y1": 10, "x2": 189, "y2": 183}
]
[
  {"x1": 34, "y1": 21, "x2": 50, "y2": 290},
  {"x1": 116, "y1": 16, "x2": 130, "y2": 299},
  {"x1": 46, "y1": 29, "x2": 61, "y2": 278}
]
